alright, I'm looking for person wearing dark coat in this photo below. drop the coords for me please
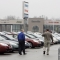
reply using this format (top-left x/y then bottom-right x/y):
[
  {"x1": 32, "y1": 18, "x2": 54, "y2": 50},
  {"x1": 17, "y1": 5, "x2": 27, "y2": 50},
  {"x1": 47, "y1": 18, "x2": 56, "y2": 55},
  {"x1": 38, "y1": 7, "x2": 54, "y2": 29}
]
[{"x1": 18, "y1": 29, "x2": 26, "y2": 55}]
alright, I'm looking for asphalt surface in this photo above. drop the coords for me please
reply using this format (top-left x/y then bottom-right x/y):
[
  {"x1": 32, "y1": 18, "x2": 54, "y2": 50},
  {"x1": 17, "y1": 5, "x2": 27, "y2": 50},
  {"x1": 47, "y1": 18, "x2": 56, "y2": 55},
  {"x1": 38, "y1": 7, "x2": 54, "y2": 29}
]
[{"x1": 0, "y1": 44, "x2": 59, "y2": 60}]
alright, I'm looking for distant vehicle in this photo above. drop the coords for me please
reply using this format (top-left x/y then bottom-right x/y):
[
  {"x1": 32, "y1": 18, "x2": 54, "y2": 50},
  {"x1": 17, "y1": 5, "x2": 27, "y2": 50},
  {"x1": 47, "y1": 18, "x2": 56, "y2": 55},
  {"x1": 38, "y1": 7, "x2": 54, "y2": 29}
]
[
  {"x1": 27, "y1": 33, "x2": 58, "y2": 45},
  {"x1": 34, "y1": 32, "x2": 42, "y2": 35},
  {"x1": 52, "y1": 34, "x2": 60, "y2": 43}
]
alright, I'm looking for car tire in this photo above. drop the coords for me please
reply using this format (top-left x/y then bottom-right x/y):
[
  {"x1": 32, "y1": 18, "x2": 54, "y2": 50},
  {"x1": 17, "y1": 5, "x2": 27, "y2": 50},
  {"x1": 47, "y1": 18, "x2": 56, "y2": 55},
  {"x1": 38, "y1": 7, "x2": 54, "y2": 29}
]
[
  {"x1": 28, "y1": 42, "x2": 34, "y2": 48},
  {"x1": 0, "y1": 52, "x2": 4, "y2": 54},
  {"x1": 9, "y1": 50, "x2": 14, "y2": 53}
]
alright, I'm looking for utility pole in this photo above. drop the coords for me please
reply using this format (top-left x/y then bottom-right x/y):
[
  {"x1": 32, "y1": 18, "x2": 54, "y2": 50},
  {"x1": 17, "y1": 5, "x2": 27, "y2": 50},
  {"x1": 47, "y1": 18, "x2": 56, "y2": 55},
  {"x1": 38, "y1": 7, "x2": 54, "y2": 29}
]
[
  {"x1": 52, "y1": 18, "x2": 55, "y2": 33},
  {"x1": 23, "y1": 1, "x2": 29, "y2": 32}
]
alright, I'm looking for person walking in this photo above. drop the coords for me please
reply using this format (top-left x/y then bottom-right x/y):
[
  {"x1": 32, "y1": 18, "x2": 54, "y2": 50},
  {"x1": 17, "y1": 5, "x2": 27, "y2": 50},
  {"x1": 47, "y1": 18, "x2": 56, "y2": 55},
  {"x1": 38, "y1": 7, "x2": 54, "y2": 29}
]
[
  {"x1": 17, "y1": 29, "x2": 26, "y2": 55},
  {"x1": 42, "y1": 29, "x2": 53, "y2": 55}
]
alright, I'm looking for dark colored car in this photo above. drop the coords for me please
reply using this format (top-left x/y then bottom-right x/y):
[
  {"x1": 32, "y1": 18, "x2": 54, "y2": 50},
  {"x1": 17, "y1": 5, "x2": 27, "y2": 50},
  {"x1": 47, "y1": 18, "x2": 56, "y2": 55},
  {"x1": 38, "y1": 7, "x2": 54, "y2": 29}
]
[
  {"x1": 25, "y1": 36, "x2": 41, "y2": 48},
  {"x1": 27, "y1": 34, "x2": 44, "y2": 46},
  {"x1": 0, "y1": 36, "x2": 18, "y2": 52},
  {"x1": 0, "y1": 43, "x2": 12, "y2": 54}
]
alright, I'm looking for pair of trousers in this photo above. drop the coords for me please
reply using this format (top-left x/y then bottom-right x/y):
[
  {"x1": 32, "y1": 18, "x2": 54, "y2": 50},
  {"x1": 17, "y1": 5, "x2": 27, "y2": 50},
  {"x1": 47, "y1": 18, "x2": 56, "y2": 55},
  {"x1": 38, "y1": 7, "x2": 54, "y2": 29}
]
[
  {"x1": 43, "y1": 42, "x2": 50, "y2": 54},
  {"x1": 18, "y1": 40, "x2": 25, "y2": 54}
]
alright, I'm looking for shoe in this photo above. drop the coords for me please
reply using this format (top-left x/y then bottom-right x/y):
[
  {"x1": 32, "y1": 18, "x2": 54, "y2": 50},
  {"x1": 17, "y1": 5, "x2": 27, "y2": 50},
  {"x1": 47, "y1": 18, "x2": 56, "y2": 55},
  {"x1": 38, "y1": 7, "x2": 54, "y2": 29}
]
[
  {"x1": 47, "y1": 54, "x2": 49, "y2": 55},
  {"x1": 43, "y1": 51, "x2": 45, "y2": 54},
  {"x1": 19, "y1": 53, "x2": 22, "y2": 55},
  {"x1": 24, "y1": 53, "x2": 27, "y2": 55}
]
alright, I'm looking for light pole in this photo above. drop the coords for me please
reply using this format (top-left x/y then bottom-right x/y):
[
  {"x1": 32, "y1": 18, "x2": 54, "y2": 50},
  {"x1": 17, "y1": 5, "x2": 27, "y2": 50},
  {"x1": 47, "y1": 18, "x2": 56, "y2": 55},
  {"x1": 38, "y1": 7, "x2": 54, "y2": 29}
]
[
  {"x1": 24, "y1": 18, "x2": 28, "y2": 32},
  {"x1": 23, "y1": 1, "x2": 29, "y2": 32}
]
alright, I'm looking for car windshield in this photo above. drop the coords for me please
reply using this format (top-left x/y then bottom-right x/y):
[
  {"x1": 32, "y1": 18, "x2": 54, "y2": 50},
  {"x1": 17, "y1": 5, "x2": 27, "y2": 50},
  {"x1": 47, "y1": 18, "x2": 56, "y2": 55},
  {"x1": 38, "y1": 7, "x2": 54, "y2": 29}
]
[
  {"x1": 33, "y1": 34, "x2": 44, "y2": 40},
  {"x1": 5, "y1": 35, "x2": 15, "y2": 40},
  {"x1": 29, "y1": 34, "x2": 37, "y2": 38},
  {"x1": 52, "y1": 34, "x2": 59, "y2": 37},
  {"x1": 25, "y1": 34, "x2": 35, "y2": 39},
  {"x1": 34, "y1": 34, "x2": 42, "y2": 38},
  {"x1": 0, "y1": 36, "x2": 5, "y2": 40}
]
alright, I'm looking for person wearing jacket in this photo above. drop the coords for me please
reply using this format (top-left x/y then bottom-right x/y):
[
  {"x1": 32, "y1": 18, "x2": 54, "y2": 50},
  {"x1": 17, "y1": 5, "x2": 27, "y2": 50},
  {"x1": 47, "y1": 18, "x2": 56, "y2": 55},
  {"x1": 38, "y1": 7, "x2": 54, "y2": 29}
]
[
  {"x1": 18, "y1": 29, "x2": 26, "y2": 55},
  {"x1": 42, "y1": 29, "x2": 53, "y2": 55}
]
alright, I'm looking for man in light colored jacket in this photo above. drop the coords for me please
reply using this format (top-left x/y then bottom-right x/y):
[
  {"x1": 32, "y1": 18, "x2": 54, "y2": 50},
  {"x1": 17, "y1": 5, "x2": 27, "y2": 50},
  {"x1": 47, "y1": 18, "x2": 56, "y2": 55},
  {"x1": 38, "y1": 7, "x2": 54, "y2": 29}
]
[{"x1": 42, "y1": 29, "x2": 53, "y2": 55}]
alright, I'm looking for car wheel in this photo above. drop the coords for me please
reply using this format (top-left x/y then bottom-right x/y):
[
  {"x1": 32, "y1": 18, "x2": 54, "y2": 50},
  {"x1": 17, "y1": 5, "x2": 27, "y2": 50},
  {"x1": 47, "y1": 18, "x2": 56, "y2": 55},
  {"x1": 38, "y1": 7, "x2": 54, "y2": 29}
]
[
  {"x1": 28, "y1": 42, "x2": 34, "y2": 48},
  {"x1": 0, "y1": 52, "x2": 4, "y2": 54},
  {"x1": 9, "y1": 50, "x2": 14, "y2": 53}
]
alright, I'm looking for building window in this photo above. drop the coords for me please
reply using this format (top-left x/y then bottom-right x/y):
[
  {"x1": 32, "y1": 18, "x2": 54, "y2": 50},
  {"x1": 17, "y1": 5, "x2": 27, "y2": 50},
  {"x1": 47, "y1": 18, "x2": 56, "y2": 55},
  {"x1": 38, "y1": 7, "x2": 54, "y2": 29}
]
[
  {"x1": 32, "y1": 26, "x2": 39, "y2": 32},
  {"x1": 12, "y1": 24, "x2": 23, "y2": 32}
]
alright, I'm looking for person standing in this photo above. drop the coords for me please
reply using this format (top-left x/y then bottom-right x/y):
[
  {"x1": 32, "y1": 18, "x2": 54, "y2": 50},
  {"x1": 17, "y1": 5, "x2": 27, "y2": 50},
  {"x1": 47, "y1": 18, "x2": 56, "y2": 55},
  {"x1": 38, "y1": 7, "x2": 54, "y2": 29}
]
[
  {"x1": 42, "y1": 29, "x2": 53, "y2": 55},
  {"x1": 18, "y1": 29, "x2": 26, "y2": 55}
]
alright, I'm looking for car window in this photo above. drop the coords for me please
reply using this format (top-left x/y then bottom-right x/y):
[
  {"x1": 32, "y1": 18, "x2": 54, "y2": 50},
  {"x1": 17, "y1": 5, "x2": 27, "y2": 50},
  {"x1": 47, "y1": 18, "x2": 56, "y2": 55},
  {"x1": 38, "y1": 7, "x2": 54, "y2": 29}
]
[
  {"x1": 5, "y1": 35, "x2": 15, "y2": 39},
  {"x1": 53, "y1": 34, "x2": 59, "y2": 37},
  {"x1": 0, "y1": 36, "x2": 5, "y2": 40},
  {"x1": 0, "y1": 35, "x2": 9, "y2": 40}
]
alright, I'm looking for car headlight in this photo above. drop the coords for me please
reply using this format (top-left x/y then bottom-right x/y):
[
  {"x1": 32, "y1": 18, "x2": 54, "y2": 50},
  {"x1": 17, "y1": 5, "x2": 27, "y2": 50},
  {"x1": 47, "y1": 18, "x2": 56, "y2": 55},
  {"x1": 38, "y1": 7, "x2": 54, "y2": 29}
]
[{"x1": 0, "y1": 43, "x2": 8, "y2": 46}]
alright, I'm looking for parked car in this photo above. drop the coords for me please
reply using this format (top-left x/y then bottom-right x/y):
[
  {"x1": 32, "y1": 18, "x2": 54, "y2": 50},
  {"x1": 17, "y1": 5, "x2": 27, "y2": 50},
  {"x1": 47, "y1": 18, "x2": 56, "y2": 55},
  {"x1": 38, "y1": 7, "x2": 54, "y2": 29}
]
[
  {"x1": 25, "y1": 41, "x2": 31, "y2": 48},
  {"x1": 25, "y1": 35, "x2": 41, "y2": 48},
  {"x1": 3, "y1": 32, "x2": 17, "y2": 38},
  {"x1": 52, "y1": 34, "x2": 59, "y2": 43},
  {"x1": 27, "y1": 34, "x2": 44, "y2": 46},
  {"x1": 0, "y1": 36, "x2": 18, "y2": 52},
  {"x1": 13, "y1": 33, "x2": 41, "y2": 48},
  {"x1": 28, "y1": 33, "x2": 58, "y2": 45},
  {"x1": 0, "y1": 34, "x2": 18, "y2": 42},
  {"x1": 34, "y1": 32, "x2": 42, "y2": 35},
  {"x1": 0, "y1": 43, "x2": 12, "y2": 54},
  {"x1": 0, "y1": 34, "x2": 31, "y2": 49}
]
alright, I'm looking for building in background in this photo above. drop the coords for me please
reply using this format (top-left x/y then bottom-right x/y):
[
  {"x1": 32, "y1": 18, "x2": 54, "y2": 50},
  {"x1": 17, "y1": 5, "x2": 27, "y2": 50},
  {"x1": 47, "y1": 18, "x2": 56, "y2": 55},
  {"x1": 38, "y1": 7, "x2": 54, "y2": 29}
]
[
  {"x1": 0, "y1": 18, "x2": 60, "y2": 33},
  {"x1": 0, "y1": 19, "x2": 24, "y2": 32},
  {"x1": 44, "y1": 20, "x2": 60, "y2": 33},
  {"x1": 28, "y1": 18, "x2": 44, "y2": 33}
]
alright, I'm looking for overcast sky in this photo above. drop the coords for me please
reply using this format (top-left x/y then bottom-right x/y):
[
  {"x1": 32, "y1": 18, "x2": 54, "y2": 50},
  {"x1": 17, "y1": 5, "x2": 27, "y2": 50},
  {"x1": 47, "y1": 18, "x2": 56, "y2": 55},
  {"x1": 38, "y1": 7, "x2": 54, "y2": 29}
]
[{"x1": 0, "y1": 0, "x2": 60, "y2": 19}]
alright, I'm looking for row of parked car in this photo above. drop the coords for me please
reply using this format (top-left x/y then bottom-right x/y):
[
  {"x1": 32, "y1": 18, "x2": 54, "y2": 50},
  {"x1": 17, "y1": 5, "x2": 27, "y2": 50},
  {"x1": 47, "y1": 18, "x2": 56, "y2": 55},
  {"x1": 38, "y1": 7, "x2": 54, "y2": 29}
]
[
  {"x1": 0, "y1": 31, "x2": 60, "y2": 54},
  {"x1": 0, "y1": 32, "x2": 31, "y2": 54}
]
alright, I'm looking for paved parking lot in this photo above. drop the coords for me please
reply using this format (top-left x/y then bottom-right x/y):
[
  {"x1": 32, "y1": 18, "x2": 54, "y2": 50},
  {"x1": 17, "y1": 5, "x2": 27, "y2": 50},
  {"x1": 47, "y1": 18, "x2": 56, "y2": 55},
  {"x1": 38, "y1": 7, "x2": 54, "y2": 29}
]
[{"x1": 0, "y1": 44, "x2": 59, "y2": 60}]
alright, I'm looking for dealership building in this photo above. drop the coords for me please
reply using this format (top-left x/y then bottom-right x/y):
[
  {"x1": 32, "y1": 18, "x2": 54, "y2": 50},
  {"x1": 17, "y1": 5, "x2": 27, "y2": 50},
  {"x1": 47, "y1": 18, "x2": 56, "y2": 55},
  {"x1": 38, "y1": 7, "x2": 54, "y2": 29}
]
[{"x1": 0, "y1": 18, "x2": 60, "y2": 33}]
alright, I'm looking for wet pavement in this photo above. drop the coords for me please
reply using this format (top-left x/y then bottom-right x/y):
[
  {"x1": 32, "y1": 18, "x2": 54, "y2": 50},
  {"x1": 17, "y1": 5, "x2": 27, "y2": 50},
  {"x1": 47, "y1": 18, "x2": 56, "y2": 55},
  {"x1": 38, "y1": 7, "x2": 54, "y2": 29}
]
[{"x1": 0, "y1": 44, "x2": 59, "y2": 60}]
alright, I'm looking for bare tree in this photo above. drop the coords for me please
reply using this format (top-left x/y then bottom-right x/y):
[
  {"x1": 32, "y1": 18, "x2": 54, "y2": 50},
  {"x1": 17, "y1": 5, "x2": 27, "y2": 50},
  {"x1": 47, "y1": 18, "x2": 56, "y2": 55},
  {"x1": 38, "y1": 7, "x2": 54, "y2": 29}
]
[{"x1": 6, "y1": 16, "x2": 16, "y2": 20}]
